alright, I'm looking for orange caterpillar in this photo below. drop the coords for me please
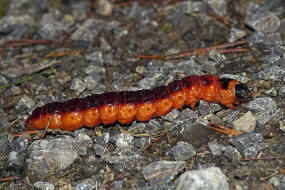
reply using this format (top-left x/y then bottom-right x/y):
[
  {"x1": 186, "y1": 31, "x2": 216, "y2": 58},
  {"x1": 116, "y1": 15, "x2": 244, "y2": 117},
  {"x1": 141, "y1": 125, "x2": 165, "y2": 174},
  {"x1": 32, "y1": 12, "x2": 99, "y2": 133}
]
[{"x1": 25, "y1": 75, "x2": 251, "y2": 131}]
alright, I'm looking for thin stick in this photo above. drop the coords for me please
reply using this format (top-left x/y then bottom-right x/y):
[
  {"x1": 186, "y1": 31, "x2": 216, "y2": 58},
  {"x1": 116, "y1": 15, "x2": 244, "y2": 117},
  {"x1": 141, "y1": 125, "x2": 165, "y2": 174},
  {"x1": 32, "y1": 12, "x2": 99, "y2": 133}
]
[
  {"x1": 240, "y1": 156, "x2": 285, "y2": 161},
  {"x1": 207, "y1": 12, "x2": 231, "y2": 27},
  {"x1": 0, "y1": 176, "x2": 20, "y2": 183},
  {"x1": 190, "y1": 144, "x2": 206, "y2": 169},
  {"x1": 141, "y1": 132, "x2": 167, "y2": 153},
  {"x1": 260, "y1": 170, "x2": 279, "y2": 181},
  {"x1": 12, "y1": 130, "x2": 40, "y2": 138},
  {"x1": 138, "y1": 40, "x2": 247, "y2": 60},
  {"x1": 208, "y1": 123, "x2": 243, "y2": 136}
]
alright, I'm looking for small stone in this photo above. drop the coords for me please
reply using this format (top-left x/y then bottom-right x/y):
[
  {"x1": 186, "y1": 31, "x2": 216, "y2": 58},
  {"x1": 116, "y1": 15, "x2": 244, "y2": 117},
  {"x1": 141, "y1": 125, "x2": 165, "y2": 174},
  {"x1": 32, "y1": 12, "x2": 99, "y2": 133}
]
[
  {"x1": 176, "y1": 1, "x2": 206, "y2": 14},
  {"x1": 171, "y1": 141, "x2": 196, "y2": 161},
  {"x1": 113, "y1": 133, "x2": 134, "y2": 148},
  {"x1": 279, "y1": 119, "x2": 285, "y2": 132},
  {"x1": 205, "y1": 0, "x2": 227, "y2": 16},
  {"x1": 198, "y1": 100, "x2": 221, "y2": 116},
  {"x1": 223, "y1": 146, "x2": 242, "y2": 162},
  {"x1": 79, "y1": 160, "x2": 104, "y2": 177},
  {"x1": 4, "y1": 85, "x2": 21, "y2": 97},
  {"x1": 84, "y1": 65, "x2": 105, "y2": 77},
  {"x1": 11, "y1": 137, "x2": 28, "y2": 153},
  {"x1": 269, "y1": 176, "x2": 281, "y2": 189},
  {"x1": 0, "y1": 132, "x2": 14, "y2": 156},
  {"x1": 26, "y1": 136, "x2": 89, "y2": 182},
  {"x1": 258, "y1": 66, "x2": 285, "y2": 81},
  {"x1": 96, "y1": 0, "x2": 113, "y2": 16},
  {"x1": 35, "y1": 95, "x2": 55, "y2": 105},
  {"x1": 162, "y1": 109, "x2": 180, "y2": 121},
  {"x1": 255, "y1": 111, "x2": 271, "y2": 125},
  {"x1": 246, "y1": 31, "x2": 265, "y2": 44},
  {"x1": 208, "y1": 142, "x2": 226, "y2": 156},
  {"x1": 229, "y1": 133, "x2": 264, "y2": 151},
  {"x1": 264, "y1": 32, "x2": 283, "y2": 45},
  {"x1": 269, "y1": 175, "x2": 285, "y2": 190},
  {"x1": 246, "y1": 97, "x2": 277, "y2": 113},
  {"x1": 84, "y1": 51, "x2": 103, "y2": 64},
  {"x1": 137, "y1": 78, "x2": 157, "y2": 89},
  {"x1": 232, "y1": 111, "x2": 256, "y2": 133},
  {"x1": 176, "y1": 167, "x2": 229, "y2": 190},
  {"x1": 134, "y1": 138, "x2": 150, "y2": 149},
  {"x1": 0, "y1": 15, "x2": 34, "y2": 41},
  {"x1": 15, "y1": 95, "x2": 35, "y2": 112},
  {"x1": 37, "y1": 9, "x2": 71, "y2": 39},
  {"x1": 228, "y1": 28, "x2": 246, "y2": 42},
  {"x1": 278, "y1": 86, "x2": 285, "y2": 98},
  {"x1": 93, "y1": 133, "x2": 110, "y2": 146},
  {"x1": 74, "y1": 133, "x2": 93, "y2": 148},
  {"x1": 245, "y1": 3, "x2": 280, "y2": 33},
  {"x1": 84, "y1": 76, "x2": 99, "y2": 91},
  {"x1": 264, "y1": 88, "x2": 278, "y2": 96},
  {"x1": 70, "y1": 78, "x2": 87, "y2": 93},
  {"x1": 74, "y1": 178, "x2": 100, "y2": 190},
  {"x1": 8, "y1": 151, "x2": 23, "y2": 169},
  {"x1": 128, "y1": 123, "x2": 147, "y2": 134},
  {"x1": 242, "y1": 146, "x2": 259, "y2": 158},
  {"x1": 71, "y1": 2, "x2": 88, "y2": 21},
  {"x1": 106, "y1": 153, "x2": 143, "y2": 170},
  {"x1": 262, "y1": 54, "x2": 281, "y2": 64},
  {"x1": 142, "y1": 161, "x2": 185, "y2": 184},
  {"x1": 0, "y1": 75, "x2": 8, "y2": 85},
  {"x1": 34, "y1": 181, "x2": 55, "y2": 190},
  {"x1": 71, "y1": 19, "x2": 104, "y2": 43},
  {"x1": 93, "y1": 144, "x2": 110, "y2": 158}
]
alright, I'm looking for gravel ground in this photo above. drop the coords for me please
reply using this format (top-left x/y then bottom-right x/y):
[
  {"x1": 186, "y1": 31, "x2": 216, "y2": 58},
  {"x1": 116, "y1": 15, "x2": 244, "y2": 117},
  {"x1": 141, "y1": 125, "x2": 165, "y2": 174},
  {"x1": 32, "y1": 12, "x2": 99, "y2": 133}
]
[{"x1": 0, "y1": 0, "x2": 285, "y2": 189}]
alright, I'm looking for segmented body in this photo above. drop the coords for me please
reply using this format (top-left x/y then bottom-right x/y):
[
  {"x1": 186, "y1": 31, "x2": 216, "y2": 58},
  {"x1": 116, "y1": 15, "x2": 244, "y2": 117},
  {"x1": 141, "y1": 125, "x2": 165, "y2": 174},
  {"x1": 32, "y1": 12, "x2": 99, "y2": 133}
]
[{"x1": 25, "y1": 75, "x2": 245, "y2": 131}]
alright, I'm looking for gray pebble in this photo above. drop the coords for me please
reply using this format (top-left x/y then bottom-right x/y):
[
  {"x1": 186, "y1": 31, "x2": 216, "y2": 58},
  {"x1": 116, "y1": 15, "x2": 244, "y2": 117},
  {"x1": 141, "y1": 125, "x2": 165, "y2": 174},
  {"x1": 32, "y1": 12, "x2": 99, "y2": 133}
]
[
  {"x1": 11, "y1": 137, "x2": 28, "y2": 153},
  {"x1": 0, "y1": 132, "x2": 14, "y2": 156},
  {"x1": 246, "y1": 97, "x2": 277, "y2": 113},
  {"x1": 278, "y1": 86, "x2": 285, "y2": 98},
  {"x1": 208, "y1": 142, "x2": 226, "y2": 156},
  {"x1": 205, "y1": 0, "x2": 227, "y2": 16},
  {"x1": 70, "y1": 78, "x2": 87, "y2": 93},
  {"x1": 93, "y1": 144, "x2": 110, "y2": 158},
  {"x1": 26, "y1": 136, "x2": 90, "y2": 182},
  {"x1": 34, "y1": 181, "x2": 55, "y2": 190},
  {"x1": 245, "y1": 3, "x2": 280, "y2": 33},
  {"x1": 93, "y1": 133, "x2": 110, "y2": 146},
  {"x1": 223, "y1": 146, "x2": 242, "y2": 162},
  {"x1": 71, "y1": 19, "x2": 104, "y2": 43},
  {"x1": 176, "y1": 167, "x2": 229, "y2": 190},
  {"x1": 232, "y1": 111, "x2": 256, "y2": 133},
  {"x1": 142, "y1": 161, "x2": 185, "y2": 184},
  {"x1": 228, "y1": 28, "x2": 246, "y2": 42},
  {"x1": 15, "y1": 95, "x2": 35, "y2": 112},
  {"x1": 229, "y1": 133, "x2": 264, "y2": 151},
  {"x1": 134, "y1": 138, "x2": 150, "y2": 149},
  {"x1": 171, "y1": 141, "x2": 196, "y2": 161}
]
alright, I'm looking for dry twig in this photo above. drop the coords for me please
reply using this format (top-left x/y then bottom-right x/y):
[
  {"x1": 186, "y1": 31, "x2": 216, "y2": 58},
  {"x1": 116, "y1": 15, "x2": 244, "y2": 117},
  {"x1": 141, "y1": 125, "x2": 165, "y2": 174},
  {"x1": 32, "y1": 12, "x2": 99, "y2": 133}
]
[
  {"x1": 0, "y1": 176, "x2": 20, "y2": 183},
  {"x1": 207, "y1": 123, "x2": 243, "y2": 136},
  {"x1": 138, "y1": 39, "x2": 248, "y2": 60}
]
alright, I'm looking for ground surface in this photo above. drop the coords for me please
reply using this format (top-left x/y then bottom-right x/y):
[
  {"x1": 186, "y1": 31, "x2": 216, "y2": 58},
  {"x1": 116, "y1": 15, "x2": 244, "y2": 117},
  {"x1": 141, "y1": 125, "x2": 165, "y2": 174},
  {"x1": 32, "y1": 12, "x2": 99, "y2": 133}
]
[{"x1": 0, "y1": 0, "x2": 285, "y2": 189}]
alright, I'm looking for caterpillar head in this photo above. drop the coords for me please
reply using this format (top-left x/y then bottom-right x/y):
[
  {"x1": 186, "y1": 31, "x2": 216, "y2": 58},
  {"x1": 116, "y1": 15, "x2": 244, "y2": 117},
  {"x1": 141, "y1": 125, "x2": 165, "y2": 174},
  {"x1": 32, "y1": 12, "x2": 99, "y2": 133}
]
[{"x1": 235, "y1": 83, "x2": 252, "y2": 103}]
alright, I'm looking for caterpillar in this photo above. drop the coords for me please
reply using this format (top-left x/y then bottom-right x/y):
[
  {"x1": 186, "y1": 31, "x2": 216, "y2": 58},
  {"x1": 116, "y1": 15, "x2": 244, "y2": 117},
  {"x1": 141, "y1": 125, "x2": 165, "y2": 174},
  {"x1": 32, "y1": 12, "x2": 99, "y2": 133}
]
[{"x1": 25, "y1": 75, "x2": 251, "y2": 131}]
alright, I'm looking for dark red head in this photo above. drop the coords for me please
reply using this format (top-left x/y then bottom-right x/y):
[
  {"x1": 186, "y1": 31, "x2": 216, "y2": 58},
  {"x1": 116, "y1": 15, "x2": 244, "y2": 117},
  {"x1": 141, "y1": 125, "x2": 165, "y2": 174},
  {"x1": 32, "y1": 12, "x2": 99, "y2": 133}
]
[{"x1": 235, "y1": 83, "x2": 252, "y2": 103}]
